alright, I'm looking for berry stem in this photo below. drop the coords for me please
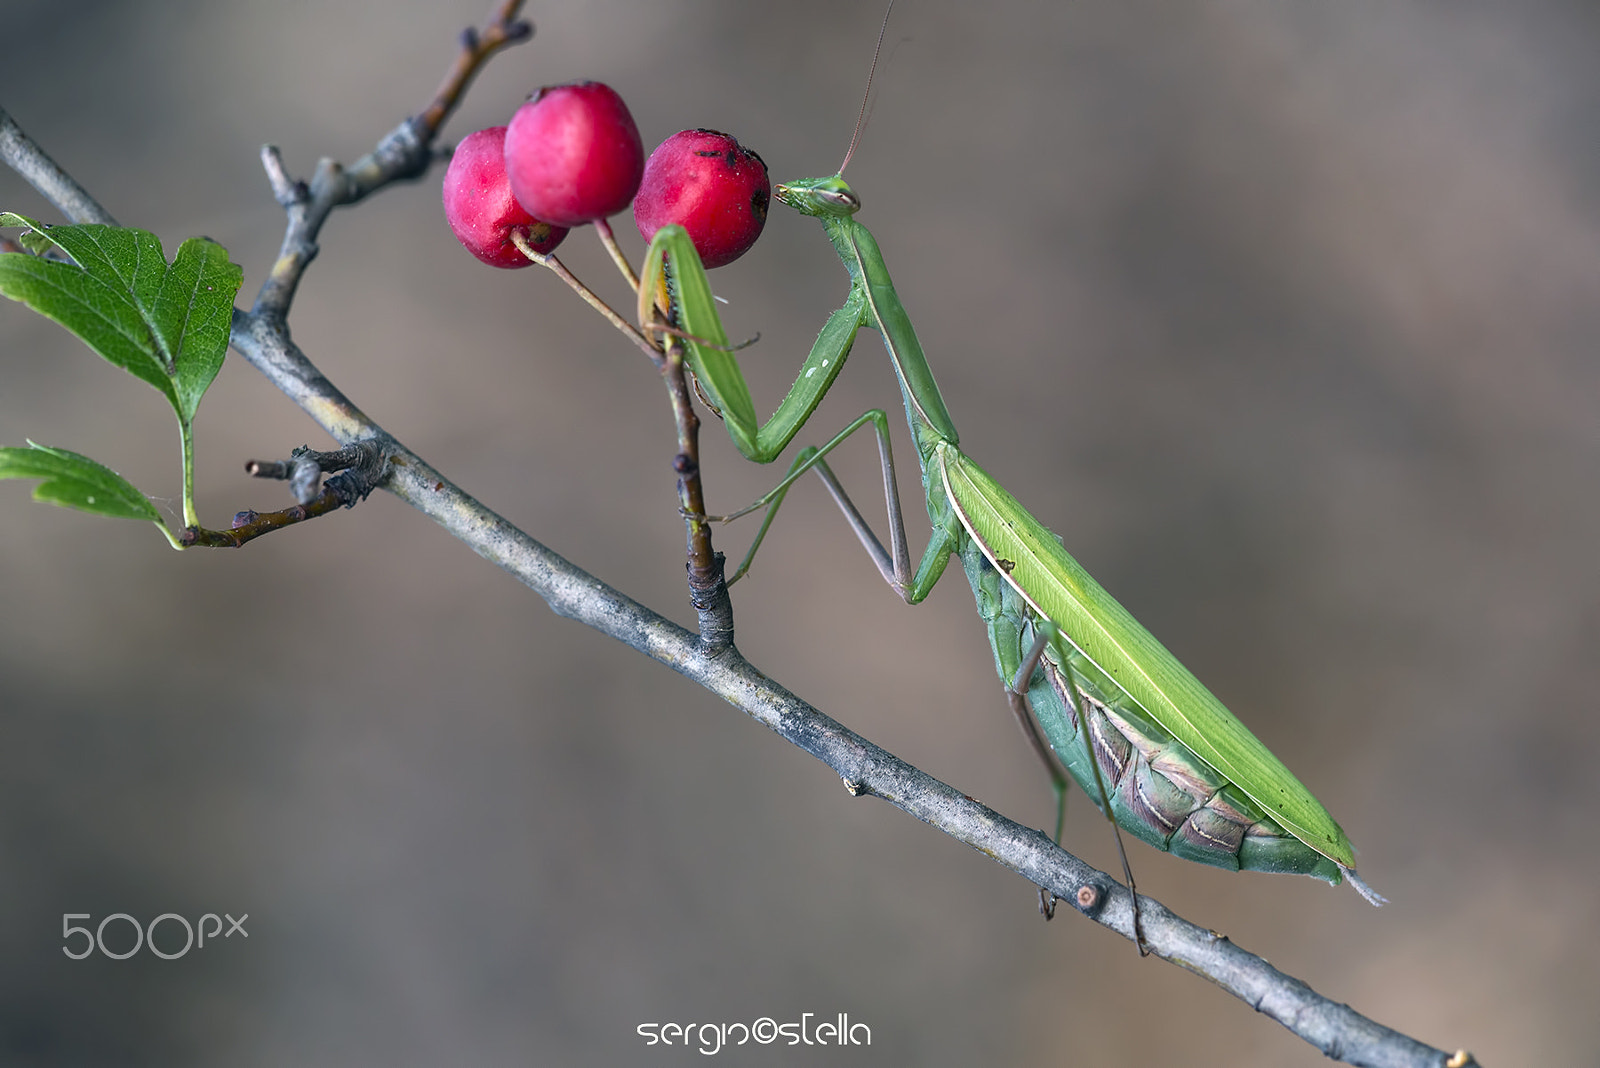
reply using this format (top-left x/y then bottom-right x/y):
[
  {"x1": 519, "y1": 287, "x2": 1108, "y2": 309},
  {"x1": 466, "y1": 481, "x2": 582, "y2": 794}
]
[
  {"x1": 593, "y1": 217, "x2": 640, "y2": 290},
  {"x1": 511, "y1": 229, "x2": 658, "y2": 361}
]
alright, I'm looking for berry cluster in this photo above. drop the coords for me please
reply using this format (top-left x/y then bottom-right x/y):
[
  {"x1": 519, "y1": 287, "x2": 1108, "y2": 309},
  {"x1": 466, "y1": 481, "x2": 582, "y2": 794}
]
[{"x1": 442, "y1": 81, "x2": 769, "y2": 272}]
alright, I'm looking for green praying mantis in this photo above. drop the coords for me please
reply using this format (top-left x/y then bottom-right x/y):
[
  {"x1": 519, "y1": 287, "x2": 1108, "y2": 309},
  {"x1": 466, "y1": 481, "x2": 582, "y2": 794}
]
[{"x1": 633, "y1": 40, "x2": 1384, "y2": 928}]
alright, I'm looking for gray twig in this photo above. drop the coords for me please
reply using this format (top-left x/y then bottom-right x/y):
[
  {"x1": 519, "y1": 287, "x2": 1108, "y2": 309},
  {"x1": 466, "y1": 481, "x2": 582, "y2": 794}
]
[{"x1": 0, "y1": 106, "x2": 117, "y2": 226}]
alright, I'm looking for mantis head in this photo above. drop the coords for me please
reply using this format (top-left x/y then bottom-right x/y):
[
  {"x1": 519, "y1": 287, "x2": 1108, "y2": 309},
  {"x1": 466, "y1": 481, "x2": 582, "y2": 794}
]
[
  {"x1": 776, "y1": 2, "x2": 891, "y2": 222},
  {"x1": 774, "y1": 175, "x2": 861, "y2": 219}
]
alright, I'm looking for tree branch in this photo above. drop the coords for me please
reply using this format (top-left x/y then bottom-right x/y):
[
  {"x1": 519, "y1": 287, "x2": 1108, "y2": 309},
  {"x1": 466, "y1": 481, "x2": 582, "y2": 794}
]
[
  {"x1": 0, "y1": 7, "x2": 1476, "y2": 1066},
  {"x1": 0, "y1": 105, "x2": 117, "y2": 226},
  {"x1": 249, "y1": 2, "x2": 532, "y2": 320}
]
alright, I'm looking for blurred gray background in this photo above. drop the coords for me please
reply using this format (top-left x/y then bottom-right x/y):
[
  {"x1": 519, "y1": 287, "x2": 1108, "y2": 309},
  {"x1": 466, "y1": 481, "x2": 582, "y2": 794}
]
[{"x1": 2, "y1": 1, "x2": 1596, "y2": 1064}]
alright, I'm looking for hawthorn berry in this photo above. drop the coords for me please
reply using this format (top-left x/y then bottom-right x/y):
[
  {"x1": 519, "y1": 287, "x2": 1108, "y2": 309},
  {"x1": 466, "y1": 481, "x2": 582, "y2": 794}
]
[
  {"x1": 503, "y1": 81, "x2": 644, "y2": 228},
  {"x1": 633, "y1": 129, "x2": 770, "y2": 269},
  {"x1": 442, "y1": 125, "x2": 567, "y2": 268}
]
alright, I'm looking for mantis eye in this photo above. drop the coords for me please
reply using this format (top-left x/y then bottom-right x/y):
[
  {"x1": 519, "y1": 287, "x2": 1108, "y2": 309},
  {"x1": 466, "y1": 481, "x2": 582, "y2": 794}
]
[{"x1": 821, "y1": 189, "x2": 860, "y2": 212}]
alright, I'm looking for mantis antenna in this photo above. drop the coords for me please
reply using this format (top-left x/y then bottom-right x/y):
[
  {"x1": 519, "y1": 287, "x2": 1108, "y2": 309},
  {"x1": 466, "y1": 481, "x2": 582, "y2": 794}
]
[{"x1": 838, "y1": 0, "x2": 897, "y2": 175}]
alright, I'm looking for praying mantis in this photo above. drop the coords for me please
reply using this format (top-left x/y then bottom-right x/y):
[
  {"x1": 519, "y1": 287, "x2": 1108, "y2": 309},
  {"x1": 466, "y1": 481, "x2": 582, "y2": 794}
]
[{"x1": 634, "y1": 41, "x2": 1383, "y2": 924}]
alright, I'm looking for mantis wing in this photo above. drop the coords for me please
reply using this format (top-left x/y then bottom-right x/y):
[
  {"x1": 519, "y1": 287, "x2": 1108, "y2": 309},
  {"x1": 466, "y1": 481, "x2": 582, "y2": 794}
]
[{"x1": 937, "y1": 443, "x2": 1357, "y2": 871}]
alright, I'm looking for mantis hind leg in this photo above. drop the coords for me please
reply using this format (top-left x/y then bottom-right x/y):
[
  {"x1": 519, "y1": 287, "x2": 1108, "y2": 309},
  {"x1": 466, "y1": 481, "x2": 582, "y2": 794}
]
[
  {"x1": 1012, "y1": 623, "x2": 1149, "y2": 953},
  {"x1": 1001, "y1": 677, "x2": 1070, "y2": 919}
]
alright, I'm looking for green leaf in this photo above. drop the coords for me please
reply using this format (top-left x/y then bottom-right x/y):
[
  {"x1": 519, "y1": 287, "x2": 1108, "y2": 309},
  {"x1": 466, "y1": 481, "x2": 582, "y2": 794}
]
[
  {"x1": 159, "y1": 237, "x2": 243, "y2": 422},
  {"x1": 0, "y1": 442, "x2": 162, "y2": 522},
  {"x1": 0, "y1": 213, "x2": 173, "y2": 401},
  {"x1": 0, "y1": 212, "x2": 243, "y2": 422}
]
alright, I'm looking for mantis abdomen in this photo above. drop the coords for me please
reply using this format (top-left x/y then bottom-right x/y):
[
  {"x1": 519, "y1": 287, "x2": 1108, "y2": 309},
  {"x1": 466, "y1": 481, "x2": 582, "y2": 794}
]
[
  {"x1": 1035, "y1": 641, "x2": 1342, "y2": 879},
  {"x1": 956, "y1": 483, "x2": 1343, "y2": 883}
]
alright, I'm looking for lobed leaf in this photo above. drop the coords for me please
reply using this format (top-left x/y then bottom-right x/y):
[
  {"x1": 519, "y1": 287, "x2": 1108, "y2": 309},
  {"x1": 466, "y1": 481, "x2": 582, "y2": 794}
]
[{"x1": 0, "y1": 213, "x2": 242, "y2": 423}]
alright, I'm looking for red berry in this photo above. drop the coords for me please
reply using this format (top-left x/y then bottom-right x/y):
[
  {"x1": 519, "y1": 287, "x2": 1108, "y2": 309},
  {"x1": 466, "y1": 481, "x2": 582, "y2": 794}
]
[
  {"x1": 442, "y1": 125, "x2": 567, "y2": 268},
  {"x1": 633, "y1": 129, "x2": 770, "y2": 269},
  {"x1": 503, "y1": 81, "x2": 644, "y2": 228}
]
